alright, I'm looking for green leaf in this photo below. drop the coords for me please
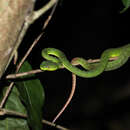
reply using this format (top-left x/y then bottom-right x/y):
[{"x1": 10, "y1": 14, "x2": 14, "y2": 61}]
[
  {"x1": 120, "y1": 0, "x2": 130, "y2": 13},
  {"x1": 0, "y1": 86, "x2": 29, "y2": 130},
  {"x1": 15, "y1": 61, "x2": 45, "y2": 130}
]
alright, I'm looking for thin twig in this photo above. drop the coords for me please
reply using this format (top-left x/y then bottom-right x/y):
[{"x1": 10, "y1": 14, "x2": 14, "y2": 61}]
[
  {"x1": 16, "y1": 33, "x2": 43, "y2": 72},
  {"x1": 42, "y1": 119, "x2": 69, "y2": 130},
  {"x1": 6, "y1": 56, "x2": 118, "y2": 79},
  {"x1": 43, "y1": 0, "x2": 59, "y2": 29},
  {"x1": 0, "y1": 82, "x2": 14, "y2": 108},
  {"x1": 71, "y1": 57, "x2": 118, "y2": 66},
  {"x1": 52, "y1": 73, "x2": 76, "y2": 123},
  {"x1": 32, "y1": 0, "x2": 57, "y2": 22},
  {"x1": 6, "y1": 69, "x2": 42, "y2": 79},
  {"x1": 0, "y1": 108, "x2": 69, "y2": 130}
]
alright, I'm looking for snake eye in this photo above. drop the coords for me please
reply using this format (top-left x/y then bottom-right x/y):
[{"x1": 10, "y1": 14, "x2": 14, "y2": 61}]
[{"x1": 40, "y1": 61, "x2": 58, "y2": 71}]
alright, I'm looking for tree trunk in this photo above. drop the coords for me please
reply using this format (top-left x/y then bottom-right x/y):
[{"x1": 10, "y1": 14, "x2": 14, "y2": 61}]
[{"x1": 0, "y1": 0, "x2": 35, "y2": 78}]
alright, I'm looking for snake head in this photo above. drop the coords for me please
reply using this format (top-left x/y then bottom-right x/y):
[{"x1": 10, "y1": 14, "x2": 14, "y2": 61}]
[{"x1": 40, "y1": 61, "x2": 59, "y2": 71}]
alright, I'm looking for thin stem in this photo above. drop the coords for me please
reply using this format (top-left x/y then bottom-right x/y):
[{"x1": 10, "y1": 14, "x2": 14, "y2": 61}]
[
  {"x1": 71, "y1": 57, "x2": 118, "y2": 66},
  {"x1": 0, "y1": 82, "x2": 14, "y2": 108},
  {"x1": 6, "y1": 56, "x2": 118, "y2": 79},
  {"x1": 6, "y1": 69, "x2": 42, "y2": 79},
  {"x1": 32, "y1": 0, "x2": 57, "y2": 22},
  {"x1": 0, "y1": 108, "x2": 69, "y2": 130},
  {"x1": 16, "y1": 33, "x2": 43, "y2": 72},
  {"x1": 43, "y1": 0, "x2": 59, "y2": 29},
  {"x1": 42, "y1": 119, "x2": 69, "y2": 130},
  {"x1": 52, "y1": 73, "x2": 76, "y2": 123}
]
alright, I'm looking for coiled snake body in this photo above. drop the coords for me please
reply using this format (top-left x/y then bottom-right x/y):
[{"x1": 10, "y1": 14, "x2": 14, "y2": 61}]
[
  {"x1": 40, "y1": 44, "x2": 130, "y2": 122},
  {"x1": 40, "y1": 44, "x2": 130, "y2": 77}
]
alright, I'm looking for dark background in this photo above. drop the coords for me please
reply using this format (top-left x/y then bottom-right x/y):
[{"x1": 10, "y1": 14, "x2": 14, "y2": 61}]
[{"x1": 20, "y1": 0, "x2": 130, "y2": 129}]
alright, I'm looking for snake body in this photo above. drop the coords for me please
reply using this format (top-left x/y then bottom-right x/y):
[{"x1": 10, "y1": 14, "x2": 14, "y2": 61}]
[
  {"x1": 40, "y1": 44, "x2": 130, "y2": 123},
  {"x1": 40, "y1": 44, "x2": 130, "y2": 77}
]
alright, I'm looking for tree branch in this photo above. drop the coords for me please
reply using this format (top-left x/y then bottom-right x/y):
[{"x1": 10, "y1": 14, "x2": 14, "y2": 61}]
[
  {"x1": 6, "y1": 56, "x2": 118, "y2": 79},
  {"x1": 0, "y1": 108, "x2": 69, "y2": 130}
]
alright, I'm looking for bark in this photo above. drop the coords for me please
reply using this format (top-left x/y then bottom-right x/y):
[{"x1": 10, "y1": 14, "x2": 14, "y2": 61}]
[{"x1": 0, "y1": 0, "x2": 35, "y2": 78}]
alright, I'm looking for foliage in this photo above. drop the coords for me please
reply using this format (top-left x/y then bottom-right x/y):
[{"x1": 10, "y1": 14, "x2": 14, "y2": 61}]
[
  {"x1": 0, "y1": 86, "x2": 29, "y2": 130},
  {"x1": 121, "y1": 0, "x2": 130, "y2": 13},
  {"x1": 15, "y1": 61, "x2": 45, "y2": 130},
  {"x1": 0, "y1": 62, "x2": 45, "y2": 130}
]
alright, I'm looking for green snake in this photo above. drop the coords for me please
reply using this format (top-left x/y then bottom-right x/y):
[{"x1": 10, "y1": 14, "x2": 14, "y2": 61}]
[
  {"x1": 40, "y1": 44, "x2": 130, "y2": 123},
  {"x1": 40, "y1": 44, "x2": 130, "y2": 77}
]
